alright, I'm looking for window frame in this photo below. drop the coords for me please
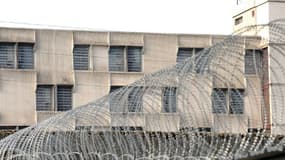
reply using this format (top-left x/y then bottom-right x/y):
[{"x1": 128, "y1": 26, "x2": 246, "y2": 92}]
[
  {"x1": 56, "y1": 85, "x2": 73, "y2": 111},
  {"x1": 73, "y1": 44, "x2": 90, "y2": 70},
  {"x1": 36, "y1": 85, "x2": 53, "y2": 111},
  {"x1": 109, "y1": 46, "x2": 143, "y2": 72},
  {"x1": 244, "y1": 49, "x2": 263, "y2": 75},
  {"x1": 0, "y1": 42, "x2": 34, "y2": 69},
  {"x1": 162, "y1": 87, "x2": 177, "y2": 113},
  {"x1": 212, "y1": 88, "x2": 245, "y2": 114}
]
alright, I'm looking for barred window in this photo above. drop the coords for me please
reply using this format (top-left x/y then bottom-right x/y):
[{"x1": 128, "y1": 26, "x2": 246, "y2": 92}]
[
  {"x1": 73, "y1": 45, "x2": 89, "y2": 70},
  {"x1": 109, "y1": 46, "x2": 125, "y2": 71},
  {"x1": 212, "y1": 88, "x2": 227, "y2": 114},
  {"x1": 17, "y1": 43, "x2": 34, "y2": 69},
  {"x1": 128, "y1": 87, "x2": 143, "y2": 112},
  {"x1": 109, "y1": 86, "x2": 124, "y2": 112},
  {"x1": 162, "y1": 87, "x2": 177, "y2": 113},
  {"x1": 127, "y1": 47, "x2": 142, "y2": 72},
  {"x1": 0, "y1": 43, "x2": 15, "y2": 68},
  {"x1": 195, "y1": 48, "x2": 207, "y2": 73},
  {"x1": 229, "y1": 89, "x2": 244, "y2": 114},
  {"x1": 36, "y1": 85, "x2": 52, "y2": 111},
  {"x1": 57, "y1": 86, "x2": 73, "y2": 111},
  {"x1": 245, "y1": 49, "x2": 262, "y2": 74},
  {"x1": 177, "y1": 48, "x2": 193, "y2": 64}
]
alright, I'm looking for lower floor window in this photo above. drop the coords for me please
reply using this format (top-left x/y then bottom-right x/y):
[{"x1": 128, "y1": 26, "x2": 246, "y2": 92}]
[{"x1": 212, "y1": 88, "x2": 244, "y2": 114}]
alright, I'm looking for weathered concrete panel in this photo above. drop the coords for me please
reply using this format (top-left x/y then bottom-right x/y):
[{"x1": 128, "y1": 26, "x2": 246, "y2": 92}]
[
  {"x1": 92, "y1": 46, "x2": 109, "y2": 71},
  {"x1": 245, "y1": 75, "x2": 263, "y2": 128},
  {"x1": 213, "y1": 114, "x2": 248, "y2": 134},
  {"x1": 178, "y1": 75, "x2": 213, "y2": 128},
  {"x1": 0, "y1": 28, "x2": 35, "y2": 42},
  {"x1": 111, "y1": 72, "x2": 144, "y2": 86},
  {"x1": 36, "y1": 30, "x2": 74, "y2": 84},
  {"x1": 110, "y1": 32, "x2": 144, "y2": 46},
  {"x1": 0, "y1": 70, "x2": 36, "y2": 125},
  {"x1": 111, "y1": 113, "x2": 145, "y2": 127},
  {"x1": 144, "y1": 34, "x2": 178, "y2": 73},
  {"x1": 73, "y1": 71, "x2": 110, "y2": 107},
  {"x1": 145, "y1": 113, "x2": 180, "y2": 132},
  {"x1": 73, "y1": 31, "x2": 108, "y2": 45},
  {"x1": 179, "y1": 35, "x2": 211, "y2": 48}
]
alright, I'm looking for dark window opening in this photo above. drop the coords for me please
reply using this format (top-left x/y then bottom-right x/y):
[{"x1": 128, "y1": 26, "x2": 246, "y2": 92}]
[
  {"x1": 245, "y1": 49, "x2": 262, "y2": 74},
  {"x1": 36, "y1": 85, "x2": 53, "y2": 111},
  {"x1": 212, "y1": 88, "x2": 227, "y2": 114},
  {"x1": 73, "y1": 45, "x2": 89, "y2": 70},
  {"x1": 128, "y1": 87, "x2": 143, "y2": 112},
  {"x1": 127, "y1": 47, "x2": 142, "y2": 72},
  {"x1": 162, "y1": 87, "x2": 177, "y2": 113},
  {"x1": 109, "y1": 46, "x2": 125, "y2": 71},
  {"x1": 229, "y1": 89, "x2": 244, "y2": 114},
  {"x1": 235, "y1": 16, "x2": 243, "y2": 25},
  {"x1": 0, "y1": 43, "x2": 15, "y2": 69},
  {"x1": 57, "y1": 86, "x2": 73, "y2": 111},
  {"x1": 17, "y1": 43, "x2": 34, "y2": 69}
]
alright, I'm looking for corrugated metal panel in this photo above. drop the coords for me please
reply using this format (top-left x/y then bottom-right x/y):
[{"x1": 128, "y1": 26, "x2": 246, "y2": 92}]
[
  {"x1": 73, "y1": 45, "x2": 89, "y2": 70},
  {"x1": 36, "y1": 86, "x2": 52, "y2": 111},
  {"x1": 245, "y1": 49, "x2": 262, "y2": 74},
  {"x1": 0, "y1": 43, "x2": 15, "y2": 69},
  {"x1": 162, "y1": 87, "x2": 177, "y2": 113},
  {"x1": 127, "y1": 47, "x2": 142, "y2": 72},
  {"x1": 230, "y1": 89, "x2": 244, "y2": 114},
  {"x1": 109, "y1": 46, "x2": 124, "y2": 71},
  {"x1": 57, "y1": 86, "x2": 73, "y2": 111},
  {"x1": 17, "y1": 43, "x2": 34, "y2": 69},
  {"x1": 212, "y1": 88, "x2": 227, "y2": 114},
  {"x1": 176, "y1": 48, "x2": 193, "y2": 64}
]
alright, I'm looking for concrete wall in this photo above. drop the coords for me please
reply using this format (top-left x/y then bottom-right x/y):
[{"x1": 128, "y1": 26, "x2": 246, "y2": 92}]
[{"x1": 0, "y1": 27, "x2": 264, "y2": 134}]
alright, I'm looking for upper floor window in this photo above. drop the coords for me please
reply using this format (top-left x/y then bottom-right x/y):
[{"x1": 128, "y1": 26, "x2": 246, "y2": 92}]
[
  {"x1": 235, "y1": 17, "x2": 243, "y2": 25},
  {"x1": 244, "y1": 49, "x2": 262, "y2": 74},
  {"x1": 36, "y1": 85, "x2": 73, "y2": 111},
  {"x1": 177, "y1": 47, "x2": 207, "y2": 73},
  {"x1": 109, "y1": 46, "x2": 142, "y2": 72},
  {"x1": 17, "y1": 43, "x2": 34, "y2": 69},
  {"x1": 162, "y1": 87, "x2": 177, "y2": 113},
  {"x1": 0, "y1": 42, "x2": 34, "y2": 69},
  {"x1": 73, "y1": 45, "x2": 89, "y2": 70},
  {"x1": 0, "y1": 43, "x2": 15, "y2": 69},
  {"x1": 212, "y1": 88, "x2": 244, "y2": 114}
]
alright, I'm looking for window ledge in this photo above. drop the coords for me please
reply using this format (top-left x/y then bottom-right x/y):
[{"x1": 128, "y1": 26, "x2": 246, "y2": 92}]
[{"x1": 0, "y1": 68, "x2": 36, "y2": 72}]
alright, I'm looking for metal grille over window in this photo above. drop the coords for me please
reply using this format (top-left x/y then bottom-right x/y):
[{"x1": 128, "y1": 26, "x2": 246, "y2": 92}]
[
  {"x1": 109, "y1": 46, "x2": 124, "y2": 71},
  {"x1": 0, "y1": 43, "x2": 15, "y2": 68},
  {"x1": 36, "y1": 86, "x2": 52, "y2": 111},
  {"x1": 245, "y1": 49, "x2": 262, "y2": 74},
  {"x1": 195, "y1": 48, "x2": 207, "y2": 73},
  {"x1": 230, "y1": 89, "x2": 244, "y2": 114},
  {"x1": 128, "y1": 87, "x2": 143, "y2": 112},
  {"x1": 212, "y1": 88, "x2": 227, "y2": 114},
  {"x1": 162, "y1": 87, "x2": 177, "y2": 113},
  {"x1": 177, "y1": 48, "x2": 193, "y2": 64},
  {"x1": 127, "y1": 47, "x2": 142, "y2": 72},
  {"x1": 17, "y1": 43, "x2": 34, "y2": 69},
  {"x1": 73, "y1": 45, "x2": 89, "y2": 70},
  {"x1": 57, "y1": 86, "x2": 73, "y2": 111},
  {"x1": 109, "y1": 86, "x2": 124, "y2": 112}
]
